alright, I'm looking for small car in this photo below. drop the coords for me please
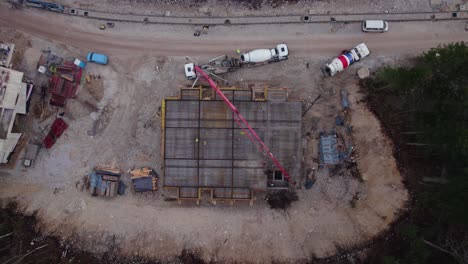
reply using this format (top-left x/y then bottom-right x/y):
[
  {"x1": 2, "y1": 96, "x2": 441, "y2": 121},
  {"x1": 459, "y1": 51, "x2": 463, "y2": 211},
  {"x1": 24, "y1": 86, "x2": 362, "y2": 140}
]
[{"x1": 87, "y1": 52, "x2": 108, "y2": 65}]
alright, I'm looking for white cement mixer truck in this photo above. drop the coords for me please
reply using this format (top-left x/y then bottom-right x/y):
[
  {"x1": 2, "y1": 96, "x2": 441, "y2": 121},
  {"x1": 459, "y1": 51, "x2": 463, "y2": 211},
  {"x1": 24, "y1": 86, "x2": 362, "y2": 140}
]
[
  {"x1": 324, "y1": 43, "x2": 370, "y2": 76},
  {"x1": 240, "y1": 43, "x2": 289, "y2": 66}
]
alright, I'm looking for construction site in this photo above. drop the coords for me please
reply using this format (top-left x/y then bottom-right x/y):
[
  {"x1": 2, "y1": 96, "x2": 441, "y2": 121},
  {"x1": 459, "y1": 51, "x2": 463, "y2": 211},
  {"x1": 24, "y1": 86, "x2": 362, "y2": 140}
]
[
  {"x1": 163, "y1": 86, "x2": 302, "y2": 204},
  {"x1": 0, "y1": 0, "x2": 466, "y2": 263}
]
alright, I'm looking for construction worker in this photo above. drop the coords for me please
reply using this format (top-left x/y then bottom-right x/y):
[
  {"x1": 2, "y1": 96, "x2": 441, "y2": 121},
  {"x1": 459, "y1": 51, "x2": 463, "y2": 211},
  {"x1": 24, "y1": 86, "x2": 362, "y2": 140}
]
[
  {"x1": 195, "y1": 138, "x2": 199, "y2": 143},
  {"x1": 236, "y1": 49, "x2": 241, "y2": 54}
]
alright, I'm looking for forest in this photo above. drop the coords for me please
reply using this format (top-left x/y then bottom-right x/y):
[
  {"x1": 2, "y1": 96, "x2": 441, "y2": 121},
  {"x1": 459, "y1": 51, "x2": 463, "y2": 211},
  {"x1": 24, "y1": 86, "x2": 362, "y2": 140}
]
[{"x1": 362, "y1": 42, "x2": 468, "y2": 264}]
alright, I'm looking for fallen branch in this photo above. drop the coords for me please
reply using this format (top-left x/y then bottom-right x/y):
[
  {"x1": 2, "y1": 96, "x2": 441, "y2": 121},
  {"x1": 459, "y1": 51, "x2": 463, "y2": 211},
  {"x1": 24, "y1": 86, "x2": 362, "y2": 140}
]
[
  {"x1": 0, "y1": 233, "x2": 12, "y2": 239},
  {"x1": 423, "y1": 239, "x2": 460, "y2": 262},
  {"x1": 12, "y1": 244, "x2": 48, "y2": 264}
]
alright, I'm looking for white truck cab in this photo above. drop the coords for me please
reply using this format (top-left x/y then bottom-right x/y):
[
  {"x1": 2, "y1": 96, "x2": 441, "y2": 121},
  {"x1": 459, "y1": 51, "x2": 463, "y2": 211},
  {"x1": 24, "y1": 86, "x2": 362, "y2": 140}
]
[
  {"x1": 276, "y1": 43, "x2": 288, "y2": 59},
  {"x1": 184, "y1": 63, "x2": 196, "y2": 79}
]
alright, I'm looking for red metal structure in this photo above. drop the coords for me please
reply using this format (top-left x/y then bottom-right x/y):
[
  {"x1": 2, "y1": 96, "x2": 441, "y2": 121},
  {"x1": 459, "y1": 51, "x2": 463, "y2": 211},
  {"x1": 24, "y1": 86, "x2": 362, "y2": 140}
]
[
  {"x1": 194, "y1": 65, "x2": 293, "y2": 184},
  {"x1": 49, "y1": 61, "x2": 83, "y2": 107}
]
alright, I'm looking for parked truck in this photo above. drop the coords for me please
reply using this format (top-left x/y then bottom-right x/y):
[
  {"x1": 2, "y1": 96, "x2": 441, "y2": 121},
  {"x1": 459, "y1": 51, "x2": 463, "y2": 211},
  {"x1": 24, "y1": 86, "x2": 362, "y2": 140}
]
[
  {"x1": 23, "y1": 143, "x2": 40, "y2": 167},
  {"x1": 184, "y1": 55, "x2": 240, "y2": 80},
  {"x1": 240, "y1": 43, "x2": 289, "y2": 66},
  {"x1": 324, "y1": 43, "x2": 370, "y2": 76}
]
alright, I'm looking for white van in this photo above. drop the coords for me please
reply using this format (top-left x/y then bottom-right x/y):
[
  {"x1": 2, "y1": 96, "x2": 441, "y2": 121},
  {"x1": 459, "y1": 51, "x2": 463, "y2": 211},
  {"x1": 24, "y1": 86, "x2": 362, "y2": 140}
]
[{"x1": 362, "y1": 20, "x2": 389, "y2": 32}]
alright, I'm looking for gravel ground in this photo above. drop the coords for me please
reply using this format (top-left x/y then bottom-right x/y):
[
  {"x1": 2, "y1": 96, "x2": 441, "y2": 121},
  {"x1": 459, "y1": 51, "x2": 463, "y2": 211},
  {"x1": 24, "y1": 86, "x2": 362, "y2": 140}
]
[
  {"x1": 0, "y1": 32, "x2": 409, "y2": 263},
  {"x1": 2, "y1": 8, "x2": 463, "y2": 261},
  {"x1": 60, "y1": 0, "x2": 439, "y2": 16}
]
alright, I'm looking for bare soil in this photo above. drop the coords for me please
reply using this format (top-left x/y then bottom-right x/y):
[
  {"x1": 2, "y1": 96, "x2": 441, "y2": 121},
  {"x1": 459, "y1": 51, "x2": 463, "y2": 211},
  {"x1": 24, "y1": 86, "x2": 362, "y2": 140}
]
[{"x1": 0, "y1": 6, "x2": 463, "y2": 263}]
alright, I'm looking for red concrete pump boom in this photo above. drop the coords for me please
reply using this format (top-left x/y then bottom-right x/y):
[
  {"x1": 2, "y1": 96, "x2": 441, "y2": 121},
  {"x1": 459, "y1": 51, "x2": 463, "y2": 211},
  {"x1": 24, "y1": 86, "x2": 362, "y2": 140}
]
[{"x1": 194, "y1": 65, "x2": 293, "y2": 184}]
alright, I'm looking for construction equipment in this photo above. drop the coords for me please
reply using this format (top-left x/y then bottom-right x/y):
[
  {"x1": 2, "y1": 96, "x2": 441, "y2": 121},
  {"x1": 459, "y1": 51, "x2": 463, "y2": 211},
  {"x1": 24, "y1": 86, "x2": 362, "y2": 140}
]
[
  {"x1": 23, "y1": 143, "x2": 40, "y2": 167},
  {"x1": 240, "y1": 43, "x2": 289, "y2": 66},
  {"x1": 324, "y1": 43, "x2": 370, "y2": 76},
  {"x1": 193, "y1": 65, "x2": 293, "y2": 184},
  {"x1": 204, "y1": 55, "x2": 240, "y2": 75},
  {"x1": 184, "y1": 55, "x2": 240, "y2": 80},
  {"x1": 25, "y1": 0, "x2": 64, "y2": 12}
]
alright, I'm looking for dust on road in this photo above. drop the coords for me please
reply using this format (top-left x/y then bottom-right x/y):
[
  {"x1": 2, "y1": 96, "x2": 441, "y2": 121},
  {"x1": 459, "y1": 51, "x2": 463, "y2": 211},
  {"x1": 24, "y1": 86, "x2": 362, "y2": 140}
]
[{"x1": 1, "y1": 7, "x2": 467, "y2": 57}]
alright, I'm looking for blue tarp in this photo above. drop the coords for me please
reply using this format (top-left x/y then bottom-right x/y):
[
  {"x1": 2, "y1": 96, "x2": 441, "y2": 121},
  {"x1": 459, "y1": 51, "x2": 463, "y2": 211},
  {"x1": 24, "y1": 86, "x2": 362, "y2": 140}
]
[
  {"x1": 341, "y1": 90, "x2": 349, "y2": 109},
  {"x1": 89, "y1": 172, "x2": 106, "y2": 191},
  {"x1": 132, "y1": 177, "x2": 153, "y2": 192},
  {"x1": 319, "y1": 135, "x2": 340, "y2": 165}
]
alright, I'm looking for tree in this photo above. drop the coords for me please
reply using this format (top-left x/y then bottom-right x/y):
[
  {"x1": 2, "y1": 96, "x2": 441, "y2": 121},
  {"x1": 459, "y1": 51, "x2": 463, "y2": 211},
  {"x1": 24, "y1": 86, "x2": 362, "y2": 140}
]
[{"x1": 361, "y1": 42, "x2": 468, "y2": 264}]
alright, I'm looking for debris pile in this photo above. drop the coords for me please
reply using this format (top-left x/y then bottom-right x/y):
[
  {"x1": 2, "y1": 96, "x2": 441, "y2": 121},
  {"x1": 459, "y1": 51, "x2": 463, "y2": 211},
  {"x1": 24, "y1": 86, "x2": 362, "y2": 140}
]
[
  {"x1": 37, "y1": 51, "x2": 85, "y2": 107},
  {"x1": 266, "y1": 190, "x2": 298, "y2": 209},
  {"x1": 48, "y1": 61, "x2": 83, "y2": 107}
]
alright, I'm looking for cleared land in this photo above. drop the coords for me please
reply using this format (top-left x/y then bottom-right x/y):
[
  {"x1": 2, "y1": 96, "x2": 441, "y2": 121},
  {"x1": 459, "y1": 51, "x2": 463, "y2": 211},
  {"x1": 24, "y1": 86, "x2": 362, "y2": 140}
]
[{"x1": 0, "y1": 4, "x2": 466, "y2": 263}]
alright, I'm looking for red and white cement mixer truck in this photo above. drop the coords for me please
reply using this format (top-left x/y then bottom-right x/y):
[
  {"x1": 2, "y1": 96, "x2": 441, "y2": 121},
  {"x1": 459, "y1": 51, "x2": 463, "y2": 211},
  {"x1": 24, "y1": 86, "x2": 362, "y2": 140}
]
[{"x1": 324, "y1": 43, "x2": 370, "y2": 76}]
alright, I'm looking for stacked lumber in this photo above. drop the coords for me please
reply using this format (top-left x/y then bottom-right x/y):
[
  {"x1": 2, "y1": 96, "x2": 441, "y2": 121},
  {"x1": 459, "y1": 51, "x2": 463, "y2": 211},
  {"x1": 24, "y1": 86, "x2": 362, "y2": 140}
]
[
  {"x1": 89, "y1": 167, "x2": 122, "y2": 197},
  {"x1": 96, "y1": 166, "x2": 122, "y2": 176},
  {"x1": 129, "y1": 167, "x2": 153, "y2": 178}
]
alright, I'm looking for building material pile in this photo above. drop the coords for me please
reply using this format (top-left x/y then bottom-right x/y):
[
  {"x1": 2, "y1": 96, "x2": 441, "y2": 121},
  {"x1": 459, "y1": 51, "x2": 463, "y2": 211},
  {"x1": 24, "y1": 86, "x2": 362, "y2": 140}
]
[
  {"x1": 37, "y1": 52, "x2": 84, "y2": 107},
  {"x1": 319, "y1": 134, "x2": 340, "y2": 165},
  {"x1": 129, "y1": 167, "x2": 158, "y2": 192},
  {"x1": 48, "y1": 61, "x2": 83, "y2": 107},
  {"x1": 88, "y1": 167, "x2": 123, "y2": 197}
]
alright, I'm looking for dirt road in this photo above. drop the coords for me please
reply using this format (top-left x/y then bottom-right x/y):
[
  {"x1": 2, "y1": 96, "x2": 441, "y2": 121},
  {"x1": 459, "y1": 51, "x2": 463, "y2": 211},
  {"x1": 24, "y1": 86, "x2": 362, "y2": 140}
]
[
  {"x1": 1, "y1": 7, "x2": 467, "y2": 57},
  {"x1": 0, "y1": 5, "x2": 466, "y2": 263}
]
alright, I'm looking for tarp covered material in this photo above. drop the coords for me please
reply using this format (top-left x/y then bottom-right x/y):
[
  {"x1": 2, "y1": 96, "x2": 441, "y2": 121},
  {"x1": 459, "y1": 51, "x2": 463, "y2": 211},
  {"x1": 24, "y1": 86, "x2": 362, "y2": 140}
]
[
  {"x1": 89, "y1": 168, "x2": 123, "y2": 196},
  {"x1": 132, "y1": 177, "x2": 153, "y2": 192},
  {"x1": 341, "y1": 89, "x2": 349, "y2": 109},
  {"x1": 319, "y1": 135, "x2": 340, "y2": 165},
  {"x1": 89, "y1": 172, "x2": 105, "y2": 191}
]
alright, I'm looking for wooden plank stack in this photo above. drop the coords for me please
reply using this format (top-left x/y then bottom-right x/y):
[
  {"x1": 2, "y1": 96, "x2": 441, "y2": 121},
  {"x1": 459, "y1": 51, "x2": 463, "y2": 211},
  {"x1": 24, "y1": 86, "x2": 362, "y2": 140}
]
[{"x1": 91, "y1": 167, "x2": 122, "y2": 197}]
